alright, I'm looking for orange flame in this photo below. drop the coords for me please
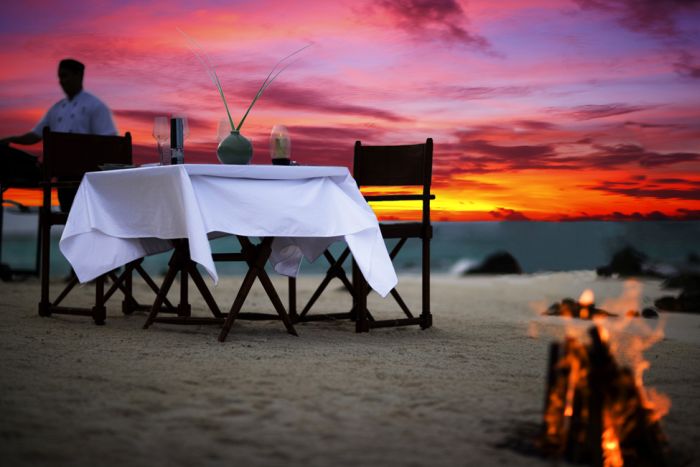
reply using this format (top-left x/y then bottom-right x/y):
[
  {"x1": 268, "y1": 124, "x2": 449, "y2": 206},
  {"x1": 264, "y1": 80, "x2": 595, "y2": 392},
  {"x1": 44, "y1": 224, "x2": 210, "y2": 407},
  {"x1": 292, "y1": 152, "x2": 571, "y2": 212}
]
[
  {"x1": 602, "y1": 409, "x2": 624, "y2": 467},
  {"x1": 578, "y1": 289, "x2": 595, "y2": 307}
]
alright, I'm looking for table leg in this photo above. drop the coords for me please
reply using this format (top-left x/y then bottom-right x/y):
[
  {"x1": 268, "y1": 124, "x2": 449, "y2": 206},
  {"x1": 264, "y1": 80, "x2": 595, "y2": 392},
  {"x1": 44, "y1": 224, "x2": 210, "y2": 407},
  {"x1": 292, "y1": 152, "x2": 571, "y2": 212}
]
[
  {"x1": 218, "y1": 255, "x2": 260, "y2": 342},
  {"x1": 218, "y1": 237, "x2": 298, "y2": 341}
]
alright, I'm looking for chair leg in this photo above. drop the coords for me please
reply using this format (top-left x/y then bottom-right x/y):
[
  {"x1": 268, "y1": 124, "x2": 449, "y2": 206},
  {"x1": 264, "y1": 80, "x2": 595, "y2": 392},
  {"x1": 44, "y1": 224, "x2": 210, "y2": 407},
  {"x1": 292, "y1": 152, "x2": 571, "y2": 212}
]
[
  {"x1": 121, "y1": 262, "x2": 137, "y2": 315},
  {"x1": 92, "y1": 276, "x2": 107, "y2": 325},
  {"x1": 38, "y1": 207, "x2": 51, "y2": 317},
  {"x1": 288, "y1": 277, "x2": 297, "y2": 322},
  {"x1": 178, "y1": 256, "x2": 192, "y2": 318},
  {"x1": 143, "y1": 257, "x2": 180, "y2": 329},
  {"x1": 420, "y1": 236, "x2": 432, "y2": 329}
]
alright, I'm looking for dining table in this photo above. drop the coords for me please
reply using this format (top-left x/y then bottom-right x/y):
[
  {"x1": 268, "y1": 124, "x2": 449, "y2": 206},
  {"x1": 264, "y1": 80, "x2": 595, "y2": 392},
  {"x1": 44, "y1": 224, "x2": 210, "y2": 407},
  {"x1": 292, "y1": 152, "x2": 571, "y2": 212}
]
[{"x1": 59, "y1": 163, "x2": 397, "y2": 340}]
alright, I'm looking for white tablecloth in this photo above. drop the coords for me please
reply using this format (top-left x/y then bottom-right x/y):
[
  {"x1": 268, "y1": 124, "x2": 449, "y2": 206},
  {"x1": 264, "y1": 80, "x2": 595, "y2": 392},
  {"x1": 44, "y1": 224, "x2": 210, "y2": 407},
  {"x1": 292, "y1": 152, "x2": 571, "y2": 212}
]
[{"x1": 59, "y1": 164, "x2": 397, "y2": 297}]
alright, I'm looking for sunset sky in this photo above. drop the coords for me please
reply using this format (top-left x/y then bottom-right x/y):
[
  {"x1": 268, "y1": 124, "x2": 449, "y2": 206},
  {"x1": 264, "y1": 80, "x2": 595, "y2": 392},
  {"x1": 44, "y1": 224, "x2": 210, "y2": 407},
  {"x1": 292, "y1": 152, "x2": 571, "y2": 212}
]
[{"x1": 1, "y1": 0, "x2": 699, "y2": 220}]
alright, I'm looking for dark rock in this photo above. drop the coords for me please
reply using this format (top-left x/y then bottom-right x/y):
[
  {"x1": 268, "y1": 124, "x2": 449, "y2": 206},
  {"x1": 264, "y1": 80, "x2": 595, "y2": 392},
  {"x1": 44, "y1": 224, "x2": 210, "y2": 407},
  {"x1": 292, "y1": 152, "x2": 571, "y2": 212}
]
[
  {"x1": 597, "y1": 246, "x2": 648, "y2": 277},
  {"x1": 0, "y1": 264, "x2": 12, "y2": 282},
  {"x1": 465, "y1": 251, "x2": 522, "y2": 275},
  {"x1": 641, "y1": 307, "x2": 659, "y2": 319},
  {"x1": 679, "y1": 289, "x2": 700, "y2": 312},
  {"x1": 596, "y1": 265, "x2": 613, "y2": 277},
  {"x1": 655, "y1": 274, "x2": 700, "y2": 313},
  {"x1": 662, "y1": 273, "x2": 700, "y2": 291},
  {"x1": 654, "y1": 296, "x2": 679, "y2": 311}
]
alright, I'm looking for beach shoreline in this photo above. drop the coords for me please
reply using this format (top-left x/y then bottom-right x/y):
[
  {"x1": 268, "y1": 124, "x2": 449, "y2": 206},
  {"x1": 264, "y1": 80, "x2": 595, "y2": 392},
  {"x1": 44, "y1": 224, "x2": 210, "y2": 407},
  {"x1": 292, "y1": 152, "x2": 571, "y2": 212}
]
[{"x1": 1, "y1": 272, "x2": 698, "y2": 466}]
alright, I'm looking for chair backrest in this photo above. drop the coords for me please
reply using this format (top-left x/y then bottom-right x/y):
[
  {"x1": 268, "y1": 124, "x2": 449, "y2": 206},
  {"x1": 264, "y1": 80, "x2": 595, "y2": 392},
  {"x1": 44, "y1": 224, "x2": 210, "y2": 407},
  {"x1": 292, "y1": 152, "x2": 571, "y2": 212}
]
[
  {"x1": 42, "y1": 128, "x2": 132, "y2": 181},
  {"x1": 353, "y1": 139, "x2": 433, "y2": 189},
  {"x1": 353, "y1": 138, "x2": 434, "y2": 223}
]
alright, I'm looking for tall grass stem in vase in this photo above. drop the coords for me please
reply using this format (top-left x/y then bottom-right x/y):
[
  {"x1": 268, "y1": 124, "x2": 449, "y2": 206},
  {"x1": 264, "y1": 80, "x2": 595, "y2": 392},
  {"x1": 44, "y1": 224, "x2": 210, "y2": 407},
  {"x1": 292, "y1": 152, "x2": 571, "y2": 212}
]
[{"x1": 178, "y1": 28, "x2": 310, "y2": 164}]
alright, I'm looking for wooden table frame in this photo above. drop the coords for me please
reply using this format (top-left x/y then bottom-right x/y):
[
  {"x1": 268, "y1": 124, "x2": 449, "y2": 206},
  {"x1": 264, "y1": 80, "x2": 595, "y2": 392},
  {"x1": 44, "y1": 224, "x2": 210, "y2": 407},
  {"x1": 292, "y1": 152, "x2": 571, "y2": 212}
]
[{"x1": 142, "y1": 236, "x2": 298, "y2": 342}]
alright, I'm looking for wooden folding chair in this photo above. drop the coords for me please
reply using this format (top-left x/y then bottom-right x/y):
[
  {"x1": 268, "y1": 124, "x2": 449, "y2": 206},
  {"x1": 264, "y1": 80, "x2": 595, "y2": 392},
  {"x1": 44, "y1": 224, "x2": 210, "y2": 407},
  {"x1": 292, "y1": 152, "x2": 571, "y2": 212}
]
[
  {"x1": 290, "y1": 138, "x2": 435, "y2": 331},
  {"x1": 38, "y1": 128, "x2": 160, "y2": 324}
]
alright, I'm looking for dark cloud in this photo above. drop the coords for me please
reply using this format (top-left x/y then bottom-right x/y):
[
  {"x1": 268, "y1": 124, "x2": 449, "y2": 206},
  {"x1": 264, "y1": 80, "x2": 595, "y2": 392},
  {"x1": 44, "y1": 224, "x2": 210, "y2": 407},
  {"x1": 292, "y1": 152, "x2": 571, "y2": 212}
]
[
  {"x1": 371, "y1": 0, "x2": 491, "y2": 50},
  {"x1": 514, "y1": 120, "x2": 560, "y2": 131},
  {"x1": 676, "y1": 209, "x2": 700, "y2": 220},
  {"x1": 611, "y1": 211, "x2": 671, "y2": 220},
  {"x1": 639, "y1": 151, "x2": 699, "y2": 167},
  {"x1": 589, "y1": 179, "x2": 700, "y2": 201},
  {"x1": 444, "y1": 129, "x2": 584, "y2": 172},
  {"x1": 456, "y1": 138, "x2": 580, "y2": 170},
  {"x1": 113, "y1": 109, "x2": 168, "y2": 123},
  {"x1": 674, "y1": 61, "x2": 700, "y2": 79},
  {"x1": 673, "y1": 51, "x2": 700, "y2": 79},
  {"x1": 489, "y1": 207, "x2": 530, "y2": 221},
  {"x1": 290, "y1": 125, "x2": 386, "y2": 142},
  {"x1": 653, "y1": 177, "x2": 700, "y2": 185},
  {"x1": 623, "y1": 121, "x2": 682, "y2": 129},
  {"x1": 573, "y1": 0, "x2": 700, "y2": 37},
  {"x1": 463, "y1": 140, "x2": 556, "y2": 160},
  {"x1": 559, "y1": 103, "x2": 651, "y2": 121},
  {"x1": 427, "y1": 85, "x2": 532, "y2": 100},
  {"x1": 558, "y1": 210, "x2": 699, "y2": 221},
  {"x1": 264, "y1": 83, "x2": 410, "y2": 122},
  {"x1": 587, "y1": 143, "x2": 650, "y2": 167},
  {"x1": 587, "y1": 143, "x2": 700, "y2": 168},
  {"x1": 444, "y1": 130, "x2": 699, "y2": 175}
]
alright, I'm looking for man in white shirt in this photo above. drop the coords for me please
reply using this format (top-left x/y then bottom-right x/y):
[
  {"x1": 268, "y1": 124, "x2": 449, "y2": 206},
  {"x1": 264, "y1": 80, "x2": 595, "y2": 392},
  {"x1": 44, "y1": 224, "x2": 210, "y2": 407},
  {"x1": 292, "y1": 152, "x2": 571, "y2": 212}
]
[{"x1": 0, "y1": 58, "x2": 117, "y2": 210}]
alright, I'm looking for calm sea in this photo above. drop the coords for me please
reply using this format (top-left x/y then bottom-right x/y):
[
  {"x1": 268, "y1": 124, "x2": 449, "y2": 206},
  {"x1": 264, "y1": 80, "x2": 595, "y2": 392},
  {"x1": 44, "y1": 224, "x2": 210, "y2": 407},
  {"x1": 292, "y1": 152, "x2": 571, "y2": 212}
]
[{"x1": 2, "y1": 211, "x2": 699, "y2": 277}]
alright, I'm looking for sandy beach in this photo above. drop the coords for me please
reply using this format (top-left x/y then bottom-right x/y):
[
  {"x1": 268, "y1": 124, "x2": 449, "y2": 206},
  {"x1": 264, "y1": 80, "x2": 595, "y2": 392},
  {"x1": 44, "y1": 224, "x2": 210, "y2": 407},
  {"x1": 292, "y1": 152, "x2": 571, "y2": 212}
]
[{"x1": 1, "y1": 272, "x2": 699, "y2": 466}]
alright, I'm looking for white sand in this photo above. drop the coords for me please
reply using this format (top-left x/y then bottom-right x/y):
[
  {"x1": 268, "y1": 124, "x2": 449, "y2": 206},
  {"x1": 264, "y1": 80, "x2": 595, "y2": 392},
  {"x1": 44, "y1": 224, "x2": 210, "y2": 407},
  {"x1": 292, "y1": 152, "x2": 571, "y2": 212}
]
[{"x1": 1, "y1": 272, "x2": 699, "y2": 466}]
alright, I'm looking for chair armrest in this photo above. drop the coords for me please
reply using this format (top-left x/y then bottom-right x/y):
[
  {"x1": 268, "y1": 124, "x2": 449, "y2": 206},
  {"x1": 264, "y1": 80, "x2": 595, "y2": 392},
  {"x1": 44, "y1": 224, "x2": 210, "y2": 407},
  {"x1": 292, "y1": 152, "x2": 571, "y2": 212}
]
[
  {"x1": 364, "y1": 194, "x2": 435, "y2": 202},
  {"x1": 40, "y1": 180, "x2": 81, "y2": 188}
]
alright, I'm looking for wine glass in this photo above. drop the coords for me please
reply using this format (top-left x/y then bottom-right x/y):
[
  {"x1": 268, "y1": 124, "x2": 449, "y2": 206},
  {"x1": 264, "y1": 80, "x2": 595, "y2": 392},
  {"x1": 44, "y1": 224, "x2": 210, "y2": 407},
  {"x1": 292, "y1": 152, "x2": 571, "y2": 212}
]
[
  {"x1": 270, "y1": 124, "x2": 291, "y2": 165},
  {"x1": 153, "y1": 117, "x2": 170, "y2": 164},
  {"x1": 217, "y1": 117, "x2": 232, "y2": 143}
]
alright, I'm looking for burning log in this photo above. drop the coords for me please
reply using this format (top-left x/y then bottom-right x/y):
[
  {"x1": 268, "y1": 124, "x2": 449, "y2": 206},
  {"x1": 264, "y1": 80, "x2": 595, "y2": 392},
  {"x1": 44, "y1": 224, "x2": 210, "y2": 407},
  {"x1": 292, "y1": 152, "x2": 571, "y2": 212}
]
[
  {"x1": 544, "y1": 296, "x2": 617, "y2": 319},
  {"x1": 544, "y1": 288, "x2": 660, "y2": 320},
  {"x1": 538, "y1": 326, "x2": 671, "y2": 467}
]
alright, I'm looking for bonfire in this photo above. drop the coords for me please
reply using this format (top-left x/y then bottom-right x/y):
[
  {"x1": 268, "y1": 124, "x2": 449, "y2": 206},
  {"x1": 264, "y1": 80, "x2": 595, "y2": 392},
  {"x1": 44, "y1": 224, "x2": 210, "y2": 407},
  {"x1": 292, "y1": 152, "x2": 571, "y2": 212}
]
[{"x1": 538, "y1": 289, "x2": 672, "y2": 467}]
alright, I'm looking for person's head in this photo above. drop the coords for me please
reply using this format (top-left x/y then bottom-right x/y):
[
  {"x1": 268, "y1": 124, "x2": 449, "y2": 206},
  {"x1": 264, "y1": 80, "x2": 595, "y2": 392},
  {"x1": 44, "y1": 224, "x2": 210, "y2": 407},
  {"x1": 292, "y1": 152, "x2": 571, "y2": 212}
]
[{"x1": 58, "y1": 58, "x2": 84, "y2": 98}]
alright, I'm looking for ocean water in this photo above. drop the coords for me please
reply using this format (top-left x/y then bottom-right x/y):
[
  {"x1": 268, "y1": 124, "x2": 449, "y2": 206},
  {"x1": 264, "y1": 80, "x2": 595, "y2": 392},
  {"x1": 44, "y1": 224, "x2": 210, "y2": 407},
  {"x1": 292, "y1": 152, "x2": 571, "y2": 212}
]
[{"x1": 2, "y1": 211, "x2": 699, "y2": 277}]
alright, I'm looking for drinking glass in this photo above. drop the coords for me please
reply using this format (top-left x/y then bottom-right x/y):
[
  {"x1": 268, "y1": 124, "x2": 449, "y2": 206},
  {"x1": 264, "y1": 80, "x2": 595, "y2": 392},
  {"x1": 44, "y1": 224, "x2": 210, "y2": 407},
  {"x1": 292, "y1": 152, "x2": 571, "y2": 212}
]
[
  {"x1": 217, "y1": 117, "x2": 232, "y2": 143},
  {"x1": 153, "y1": 117, "x2": 170, "y2": 165}
]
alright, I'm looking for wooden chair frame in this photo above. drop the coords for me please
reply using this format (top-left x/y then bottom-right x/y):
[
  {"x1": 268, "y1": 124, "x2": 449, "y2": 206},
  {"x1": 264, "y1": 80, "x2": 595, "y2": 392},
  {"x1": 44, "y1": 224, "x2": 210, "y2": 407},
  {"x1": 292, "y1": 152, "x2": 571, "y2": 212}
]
[
  {"x1": 290, "y1": 138, "x2": 435, "y2": 331},
  {"x1": 37, "y1": 128, "x2": 158, "y2": 324}
]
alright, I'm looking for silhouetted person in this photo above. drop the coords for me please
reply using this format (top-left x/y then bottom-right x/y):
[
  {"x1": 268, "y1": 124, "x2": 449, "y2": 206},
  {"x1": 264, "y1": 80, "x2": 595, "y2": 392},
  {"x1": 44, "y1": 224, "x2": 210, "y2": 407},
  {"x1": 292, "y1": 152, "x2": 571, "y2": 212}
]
[{"x1": 0, "y1": 58, "x2": 117, "y2": 211}]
